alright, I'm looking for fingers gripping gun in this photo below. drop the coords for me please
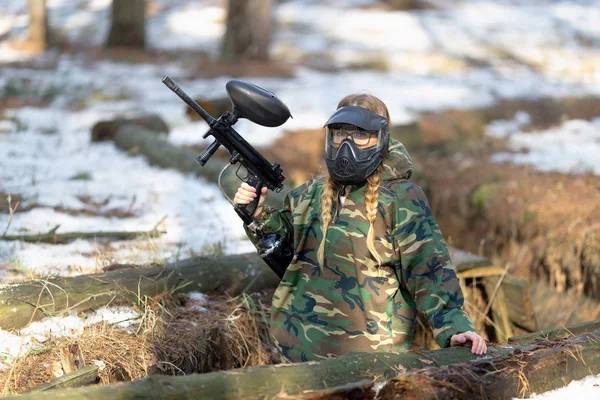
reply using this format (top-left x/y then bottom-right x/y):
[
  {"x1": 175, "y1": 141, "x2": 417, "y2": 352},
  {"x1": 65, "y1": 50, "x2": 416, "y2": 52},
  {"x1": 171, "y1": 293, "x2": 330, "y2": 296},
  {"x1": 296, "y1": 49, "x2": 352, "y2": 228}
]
[{"x1": 162, "y1": 76, "x2": 293, "y2": 278}]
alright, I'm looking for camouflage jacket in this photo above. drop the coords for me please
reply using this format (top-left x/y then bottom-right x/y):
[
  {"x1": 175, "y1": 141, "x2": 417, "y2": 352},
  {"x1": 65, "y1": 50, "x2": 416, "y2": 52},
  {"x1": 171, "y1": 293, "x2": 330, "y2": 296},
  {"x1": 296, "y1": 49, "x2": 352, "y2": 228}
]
[{"x1": 246, "y1": 139, "x2": 475, "y2": 362}]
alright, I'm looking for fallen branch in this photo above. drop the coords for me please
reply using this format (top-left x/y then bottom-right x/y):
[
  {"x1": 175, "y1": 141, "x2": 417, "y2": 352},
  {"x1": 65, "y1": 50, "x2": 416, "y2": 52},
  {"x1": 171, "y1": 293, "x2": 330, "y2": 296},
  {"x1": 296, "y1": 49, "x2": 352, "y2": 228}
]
[
  {"x1": 0, "y1": 227, "x2": 166, "y2": 244},
  {"x1": 22, "y1": 364, "x2": 99, "y2": 393}
]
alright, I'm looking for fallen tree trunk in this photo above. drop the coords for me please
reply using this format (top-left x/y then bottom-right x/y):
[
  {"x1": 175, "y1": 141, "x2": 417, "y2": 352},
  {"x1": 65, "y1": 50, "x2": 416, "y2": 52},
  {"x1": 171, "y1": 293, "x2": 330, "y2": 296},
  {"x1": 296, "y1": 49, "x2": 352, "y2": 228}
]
[
  {"x1": 111, "y1": 124, "x2": 289, "y2": 208},
  {"x1": 0, "y1": 227, "x2": 165, "y2": 244},
  {"x1": 6, "y1": 346, "x2": 510, "y2": 400},
  {"x1": 10, "y1": 325, "x2": 600, "y2": 400},
  {"x1": 91, "y1": 115, "x2": 169, "y2": 142},
  {"x1": 0, "y1": 247, "x2": 498, "y2": 331},
  {"x1": 377, "y1": 327, "x2": 600, "y2": 400},
  {"x1": 0, "y1": 253, "x2": 279, "y2": 330},
  {"x1": 508, "y1": 319, "x2": 600, "y2": 345}
]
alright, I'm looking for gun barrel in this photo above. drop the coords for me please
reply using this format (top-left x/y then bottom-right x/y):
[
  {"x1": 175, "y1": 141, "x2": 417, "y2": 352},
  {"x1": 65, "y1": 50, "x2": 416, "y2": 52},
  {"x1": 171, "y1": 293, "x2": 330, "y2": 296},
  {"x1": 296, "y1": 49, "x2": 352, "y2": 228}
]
[{"x1": 162, "y1": 76, "x2": 217, "y2": 126}]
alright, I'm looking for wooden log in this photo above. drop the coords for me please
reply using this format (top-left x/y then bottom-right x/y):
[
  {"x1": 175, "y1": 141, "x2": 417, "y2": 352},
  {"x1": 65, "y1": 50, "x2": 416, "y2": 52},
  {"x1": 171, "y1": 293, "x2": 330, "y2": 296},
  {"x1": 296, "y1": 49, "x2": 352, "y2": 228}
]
[
  {"x1": 111, "y1": 125, "x2": 289, "y2": 208},
  {"x1": 508, "y1": 320, "x2": 600, "y2": 345},
  {"x1": 23, "y1": 364, "x2": 99, "y2": 393},
  {"x1": 0, "y1": 247, "x2": 492, "y2": 331},
  {"x1": 91, "y1": 115, "x2": 169, "y2": 142},
  {"x1": 4, "y1": 347, "x2": 511, "y2": 400},
  {"x1": 0, "y1": 253, "x2": 279, "y2": 330},
  {"x1": 0, "y1": 227, "x2": 165, "y2": 244},
  {"x1": 0, "y1": 247, "x2": 499, "y2": 331},
  {"x1": 377, "y1": 327, "x2": 600, "y2": 400}
]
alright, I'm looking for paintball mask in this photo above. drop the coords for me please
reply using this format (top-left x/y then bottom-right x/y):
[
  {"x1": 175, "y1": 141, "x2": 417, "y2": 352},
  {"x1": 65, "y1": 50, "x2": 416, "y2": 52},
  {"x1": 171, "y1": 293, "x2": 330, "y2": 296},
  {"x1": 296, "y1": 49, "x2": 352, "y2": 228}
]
[{"x1": 324, "y1": 106, "x2": 389, "y2": 185}]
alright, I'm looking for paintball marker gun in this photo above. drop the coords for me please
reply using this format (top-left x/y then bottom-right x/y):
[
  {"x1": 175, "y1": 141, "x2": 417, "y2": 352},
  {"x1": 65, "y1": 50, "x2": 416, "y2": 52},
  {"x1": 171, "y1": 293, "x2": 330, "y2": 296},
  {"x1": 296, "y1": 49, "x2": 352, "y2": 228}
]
[{"x1": 162, "y1": 76, "x2": 293, "y2": 278}]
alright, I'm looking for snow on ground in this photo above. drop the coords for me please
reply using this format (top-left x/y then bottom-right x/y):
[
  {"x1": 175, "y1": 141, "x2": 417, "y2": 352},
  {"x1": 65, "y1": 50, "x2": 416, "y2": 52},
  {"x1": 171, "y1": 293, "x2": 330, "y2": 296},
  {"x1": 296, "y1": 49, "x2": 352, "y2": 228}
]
[
  {"x1": 1, "y1": 0, "x2": 600, "y2": 392},
  {"x1": 488, "y1": 116, "x2": 600, "y2": 176},
  {"x1": 0, "y1": 306, "x2": 139, "y2": 370},
  {"x1": 526, "y1": 373, "x2": 600, "y2": 399}
]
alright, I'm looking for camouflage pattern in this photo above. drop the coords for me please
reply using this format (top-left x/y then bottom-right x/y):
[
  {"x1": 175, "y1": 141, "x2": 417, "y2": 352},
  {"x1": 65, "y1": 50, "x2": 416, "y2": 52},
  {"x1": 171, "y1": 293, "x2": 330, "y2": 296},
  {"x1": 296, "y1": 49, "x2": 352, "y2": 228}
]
[{"x1": 246, "y1": 139, "x2": 475, "y2": 362}]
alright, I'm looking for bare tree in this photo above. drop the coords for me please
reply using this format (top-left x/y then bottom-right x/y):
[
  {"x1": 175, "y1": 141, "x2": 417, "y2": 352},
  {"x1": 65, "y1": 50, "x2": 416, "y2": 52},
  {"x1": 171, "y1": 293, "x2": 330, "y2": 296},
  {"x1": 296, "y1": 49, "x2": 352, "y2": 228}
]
[
  {"x1": 27, "y1": 0, "x2": 49, "y2": 51},
  {"x1": 385, "y1": 0, "x2": 420, "y2": 10},
  {"x1": 221, "y1": 0, "x2": 275, "y2": 61},
  {"x1": 106, "y1": 0, "x2": 145, "y2": 48}
]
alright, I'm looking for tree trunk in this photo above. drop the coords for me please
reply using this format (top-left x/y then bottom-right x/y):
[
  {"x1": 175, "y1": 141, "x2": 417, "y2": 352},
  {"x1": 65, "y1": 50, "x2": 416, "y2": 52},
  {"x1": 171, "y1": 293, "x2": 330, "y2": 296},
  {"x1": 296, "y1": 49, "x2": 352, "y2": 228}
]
[
  {"x1": 377, "y1": 327, "x2": 600, "y2": 400},
  {"x1": 4, "y1": 347, "x2": 510, "y2": 400},
  {"x1": 27, "y1": 0, "x2": 48, "y2": 51},
  {"x1": 0, "y1": 253, "x2": 279, "y2": 330},
  {"x1": 384, "y1": 0, "x2": 420, "y2": 10},
  {"x1": 9, "y1": 327, "x2": 600, "y2": 400},
  {"x1": 221, "y1": 0, "x2": 274, "y2": 61},
  {"x1": 0, "y1": 247, "x2": 501, "y2": 331},
  {"x1": 106, "y1": 0, "x2": 145, "y2": 48}
]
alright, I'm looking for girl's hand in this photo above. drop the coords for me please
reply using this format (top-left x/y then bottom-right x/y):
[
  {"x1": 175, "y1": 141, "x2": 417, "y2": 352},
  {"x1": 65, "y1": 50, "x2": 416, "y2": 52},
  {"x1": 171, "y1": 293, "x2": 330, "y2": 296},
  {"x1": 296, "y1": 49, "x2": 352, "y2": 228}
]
[
  {"x1": 450, "y1": 331, "x2": 487, "y2": 355},
  {"x1": 233, "y1": 182, "x2": 268, "y2": 217}
]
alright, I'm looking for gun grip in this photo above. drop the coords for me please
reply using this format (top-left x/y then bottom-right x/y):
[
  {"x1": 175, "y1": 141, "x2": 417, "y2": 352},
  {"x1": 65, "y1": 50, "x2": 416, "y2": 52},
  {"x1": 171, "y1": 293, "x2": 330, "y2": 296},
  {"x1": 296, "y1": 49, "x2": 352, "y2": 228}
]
[{"x1": 243, "y1": 179, "x2": 265, "y2": 217}]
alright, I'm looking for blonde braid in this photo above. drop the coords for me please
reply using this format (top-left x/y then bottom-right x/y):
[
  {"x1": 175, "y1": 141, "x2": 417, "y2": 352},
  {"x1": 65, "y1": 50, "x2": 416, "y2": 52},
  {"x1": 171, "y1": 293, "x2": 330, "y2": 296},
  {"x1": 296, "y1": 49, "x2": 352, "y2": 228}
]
[
  {"x1": 317, "y1": 178, "x2": 336, "y2": 270},
  {"x1": 365, "y1": 166, "x2": 384, "y2": 268}
]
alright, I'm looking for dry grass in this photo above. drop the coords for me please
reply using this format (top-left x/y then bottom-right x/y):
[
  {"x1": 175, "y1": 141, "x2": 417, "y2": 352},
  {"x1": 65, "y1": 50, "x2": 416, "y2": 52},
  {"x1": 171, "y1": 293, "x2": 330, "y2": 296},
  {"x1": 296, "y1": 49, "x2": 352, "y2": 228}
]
[
  {"x1": 423, "y1": 158, "x2": 600, "y2": 301},
  {"x1": 0, "y1": 290, "x2": 277, "y2": 394},
  {"x1": 149, "y1": 292, "x2": 277, "y2": 375}
]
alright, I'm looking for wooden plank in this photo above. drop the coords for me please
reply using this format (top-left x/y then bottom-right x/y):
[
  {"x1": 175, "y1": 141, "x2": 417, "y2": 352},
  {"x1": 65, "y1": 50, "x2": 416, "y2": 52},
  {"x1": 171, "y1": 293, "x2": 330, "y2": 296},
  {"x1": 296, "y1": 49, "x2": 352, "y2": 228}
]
[
  {"x1": 448, "y1": 247, "x2": 491, "y2": 272},
  {"x1": 482, "y1": 276, "x2": 513, "y2": 343},
  {"x1": 456, "y1": 266, "x2": 505, "y2": 279},
  {"x1": 502, "y1": 275, "x2": 537, "y2": 332}
]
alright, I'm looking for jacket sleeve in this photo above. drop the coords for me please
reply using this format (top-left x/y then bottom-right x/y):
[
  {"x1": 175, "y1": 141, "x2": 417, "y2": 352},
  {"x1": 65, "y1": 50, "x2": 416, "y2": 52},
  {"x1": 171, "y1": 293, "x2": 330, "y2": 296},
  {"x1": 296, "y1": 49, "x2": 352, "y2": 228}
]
[
  {"x1": 393, "y1": 183, "x2": 475, "y2": 348},
  {"x1": 243, "y1": 194, "x2": 294, "y2": 248}
]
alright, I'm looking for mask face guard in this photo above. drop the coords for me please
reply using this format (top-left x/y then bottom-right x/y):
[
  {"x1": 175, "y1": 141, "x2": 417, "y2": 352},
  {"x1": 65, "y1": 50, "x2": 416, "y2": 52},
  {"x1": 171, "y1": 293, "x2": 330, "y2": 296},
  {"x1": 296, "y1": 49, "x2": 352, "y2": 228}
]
[
  {"x1": 323, "y1": 106, "x2": 389, "y2": 162},
  {"x1": 323, "y1": 105, "x2": 390, "y2": 185}
]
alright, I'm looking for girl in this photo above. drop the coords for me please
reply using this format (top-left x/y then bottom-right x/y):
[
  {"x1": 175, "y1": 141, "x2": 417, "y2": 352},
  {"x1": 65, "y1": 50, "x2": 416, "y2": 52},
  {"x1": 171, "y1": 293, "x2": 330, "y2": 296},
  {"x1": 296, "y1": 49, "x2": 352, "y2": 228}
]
[{"x1": 234, "y1": 94, "x2": 487, "y2": 362}]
